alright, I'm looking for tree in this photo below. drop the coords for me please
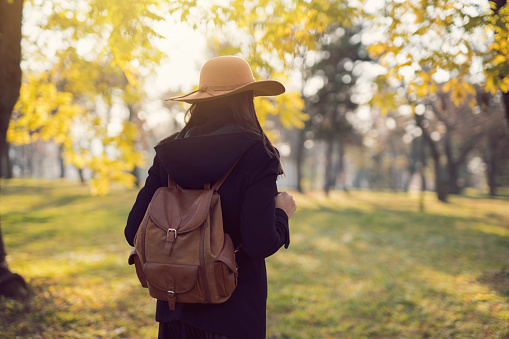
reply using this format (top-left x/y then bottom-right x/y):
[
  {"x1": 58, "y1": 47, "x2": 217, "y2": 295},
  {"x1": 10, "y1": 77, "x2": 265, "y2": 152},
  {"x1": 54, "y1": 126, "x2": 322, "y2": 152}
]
[
  {"x1": 413, "y1": 86, "x2": 504, "y2": 201},
  {"x1": 365, "y1": 0, "x2": 509, "y2": 128},
  {"x1": 1, "y1": 0, "x2": 165, "y2": 298},
  {"x1": 0, "y1": 0, "x2": 29, "y2": 299},
  {"x1": 365, "y1": 0, "x2": 509, "y2": 200},
  {"x1": 303, "y1": 27, "x2": 364, "y2": 195},
  {"x1": 7, "y1": 0, "x2": 164, "y2": 194},
  {"x1": 476, "y1": 89, "x2": 509, "y2": 196},
  {"x1": 0, "y1": 0, "x2": 23, "y2": 178}
]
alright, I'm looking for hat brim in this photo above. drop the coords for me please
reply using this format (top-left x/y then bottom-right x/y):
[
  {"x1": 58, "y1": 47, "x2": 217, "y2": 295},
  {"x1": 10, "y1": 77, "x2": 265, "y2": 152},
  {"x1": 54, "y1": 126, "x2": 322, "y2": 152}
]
[{"x1": 165, "y1": 80, "x2": 285, "y2": 103}]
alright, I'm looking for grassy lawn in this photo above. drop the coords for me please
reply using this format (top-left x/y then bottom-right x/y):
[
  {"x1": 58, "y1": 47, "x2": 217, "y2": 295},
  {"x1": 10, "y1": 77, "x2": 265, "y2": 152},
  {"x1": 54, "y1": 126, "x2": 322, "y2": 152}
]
[{"x1": 1, "y1": 179, "x2": 508, "y2": 338}]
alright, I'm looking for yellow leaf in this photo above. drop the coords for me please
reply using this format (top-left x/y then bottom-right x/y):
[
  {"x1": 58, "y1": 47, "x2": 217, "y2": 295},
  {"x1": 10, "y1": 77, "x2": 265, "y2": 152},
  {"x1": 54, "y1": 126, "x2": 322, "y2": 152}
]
[
  {"x1": 442, "y1": 78, "x2": 457, "y2": 93},
  {"x1": 494, "y1": 54, "x2": 507, "y2": 66},
  {"x1": 485, "y1": 74, "x2": 497, "y2": 94},
  {"x1": 366, "y1": 44, "x2": 386, "y2": 58}
]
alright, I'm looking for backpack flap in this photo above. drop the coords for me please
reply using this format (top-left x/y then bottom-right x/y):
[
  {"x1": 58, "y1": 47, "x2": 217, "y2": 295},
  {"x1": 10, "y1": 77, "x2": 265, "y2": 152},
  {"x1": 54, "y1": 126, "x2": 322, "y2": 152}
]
[{"x1": 149, "y1": 187, "x2": 214, "y2": 236}]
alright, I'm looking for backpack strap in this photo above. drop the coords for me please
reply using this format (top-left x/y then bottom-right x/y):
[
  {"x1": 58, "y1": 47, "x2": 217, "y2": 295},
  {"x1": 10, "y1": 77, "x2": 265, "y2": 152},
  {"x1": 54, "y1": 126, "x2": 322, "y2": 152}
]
[
  {"x1": 167, "y1": 175, "x2": 178, "y2": 190},
  {"x1": 211, "y1": 157, "x2": 242, "y2": 191}
]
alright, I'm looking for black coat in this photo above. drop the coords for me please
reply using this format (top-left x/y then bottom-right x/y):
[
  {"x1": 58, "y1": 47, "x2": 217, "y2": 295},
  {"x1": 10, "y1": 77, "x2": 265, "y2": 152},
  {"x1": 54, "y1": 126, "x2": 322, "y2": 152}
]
[{"x1": 125, "y1": 120, "x2": 290, "y2": 339}]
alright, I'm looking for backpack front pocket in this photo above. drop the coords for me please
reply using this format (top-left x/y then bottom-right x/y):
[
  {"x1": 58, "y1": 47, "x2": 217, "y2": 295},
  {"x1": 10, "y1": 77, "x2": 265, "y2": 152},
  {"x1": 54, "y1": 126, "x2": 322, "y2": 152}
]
[{"x1": 144, "y1": 262, "x2": 204, "y2": 305}]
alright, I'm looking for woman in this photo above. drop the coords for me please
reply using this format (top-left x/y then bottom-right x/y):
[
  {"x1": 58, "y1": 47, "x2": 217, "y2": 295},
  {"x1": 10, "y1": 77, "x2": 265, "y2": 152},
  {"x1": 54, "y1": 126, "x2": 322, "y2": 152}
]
[{"x1": 125, "y1": 56, "x2": 297, "y2": 339}]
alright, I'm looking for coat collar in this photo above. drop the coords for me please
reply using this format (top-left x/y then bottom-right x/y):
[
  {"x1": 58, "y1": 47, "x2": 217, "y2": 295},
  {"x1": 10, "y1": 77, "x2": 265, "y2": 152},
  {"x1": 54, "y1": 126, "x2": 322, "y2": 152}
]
[{"x1": 154, "y1": 123, "x2": 259, "y2": 188}]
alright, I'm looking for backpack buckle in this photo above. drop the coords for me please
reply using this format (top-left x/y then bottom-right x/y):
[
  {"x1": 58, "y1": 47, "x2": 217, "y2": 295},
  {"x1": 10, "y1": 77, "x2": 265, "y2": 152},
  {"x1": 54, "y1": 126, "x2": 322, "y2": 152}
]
[
  {"x1": 164, "y1": 228, "x2": 177, "y2": 255},
  {"x1": 167, "y1": 228, "x2": 177, "y2": 238}
]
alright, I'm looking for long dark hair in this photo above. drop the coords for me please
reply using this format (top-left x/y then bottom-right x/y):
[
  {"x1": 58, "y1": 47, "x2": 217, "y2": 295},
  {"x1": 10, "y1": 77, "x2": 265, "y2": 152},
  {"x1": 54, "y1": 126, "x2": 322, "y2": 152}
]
[{"x1": 183, "y1": 91, "x2": 283, "y2": 174}]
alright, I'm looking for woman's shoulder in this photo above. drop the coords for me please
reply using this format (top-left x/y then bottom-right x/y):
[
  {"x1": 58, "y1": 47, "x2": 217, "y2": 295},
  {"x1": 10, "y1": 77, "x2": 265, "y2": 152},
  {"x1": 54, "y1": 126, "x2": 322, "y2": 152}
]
[
  {"x1": 243, "y1": 135, "x2": 277, "y2": 157},
  {"x1": 241, "y1": 137, "x2": 281, "y2": 175},
  {"x1": 156, "y1": 132, "x2": 179, "y2": 146}
]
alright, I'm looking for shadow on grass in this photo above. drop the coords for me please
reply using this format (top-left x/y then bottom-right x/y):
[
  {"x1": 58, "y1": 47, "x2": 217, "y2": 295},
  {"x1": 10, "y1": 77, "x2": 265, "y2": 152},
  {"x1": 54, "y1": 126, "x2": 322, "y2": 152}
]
[
  {"x1": 270, "y1": 198, "x2": 509, "y2": 337},
  {"x1": 1, "y1": 181, "x2": 55, "y2": 196},
  {"x1": 341, "y1": 206, "x2": 504, "y2": 257},
  {"x1": 37, "y1": 193, "x2": 90, "y2": 209},
  {"x1": 294, "y1": 198, "x2": 509, "y2": 298},
  {"x1": 0, "y1": 276, "x2": 154, "y2": 338},
  {"x1": 478, "y1": 269, "x2": 509, "y2": 299}
]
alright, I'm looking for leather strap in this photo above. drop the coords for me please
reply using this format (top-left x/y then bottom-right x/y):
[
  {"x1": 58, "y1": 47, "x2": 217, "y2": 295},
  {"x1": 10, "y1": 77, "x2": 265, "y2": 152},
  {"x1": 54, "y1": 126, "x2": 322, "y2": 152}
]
[
  {"x1": 167, "y1": 290, "x2": 176, "y2": 310},
  {"x1": 211, "y1": 157, "x2": 241, "y2": 192},
  {"x1": 167, "y1": 175, "x2": 178, "y2": 190}
]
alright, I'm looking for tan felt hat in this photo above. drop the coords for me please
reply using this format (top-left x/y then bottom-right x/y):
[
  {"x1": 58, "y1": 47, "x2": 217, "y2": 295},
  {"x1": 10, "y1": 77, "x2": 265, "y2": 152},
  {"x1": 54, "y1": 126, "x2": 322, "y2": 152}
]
[{"x1": 165, "y1": 56, "x2": 285, "y2": 103}]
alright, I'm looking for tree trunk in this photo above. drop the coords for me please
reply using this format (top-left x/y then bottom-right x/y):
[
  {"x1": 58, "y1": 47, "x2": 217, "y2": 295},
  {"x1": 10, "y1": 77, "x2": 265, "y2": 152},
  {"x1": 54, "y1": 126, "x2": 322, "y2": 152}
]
[
  {"x1": 0, "y1": 141, "x2": 12, "y2": 178},
  {"x1": 0, "y1": 0, "x2": 23, "y2": 173},
  {"x1": 431, "y1": 155, "x2": 448, "y2": 202},
  {"x1": 295, "y1": 128, "x2": 305, "y2": 193},
  {"x1": 404, "y1": 137, "x2": 419, "y2": 192},
  {"x1": 444, "y1": 130, "x2": 458, "y2": 194},
  {"x1": 418, "y1": 135, "x2": 426, "y2": 212},
  {"x1": 334, "y1": 136, "x2": 348, "y2": 192},
  {"x1": 445, "y1": 128, "x2": 482, "y2": 195},
  {"x1": 58, "y1": 144, "x2": 65, "y2": 178},
  {"x1": 323, "y1": 134, "x2": 334, "y2": 196},
  {"x1": 501, "y1": 91, "x2": 509, "y2": 131},
  {"x1": 127, "y1": 105, "x2": 141, "y2": 187},
  {"x1": 485, "y1": 133, "x2": 498, "y2": 196},
  {"x1": 131, "y1": 166, "x2": 140, "y2": 187},
  {"x1": 443, "y1": 131, "x2": 464, "y2": 195},
  {"x1": 415, "y1": 114, "x2": 448, "y2": 202},
  {"x1": 78, "y1": 167, "x2": 86, "y2": 184},
  {"x1": 0, "y1": 221, "x2": 28, "y2": 299},
  {"x1": 0, "y1": 0, "x2": 28, "y2": 299},
  {"x1": 388, "y1": 140, "x2": 398, "y2": 191},
  {"x1": 447, "y1": 162, "x2": 460, "y2": 194}
]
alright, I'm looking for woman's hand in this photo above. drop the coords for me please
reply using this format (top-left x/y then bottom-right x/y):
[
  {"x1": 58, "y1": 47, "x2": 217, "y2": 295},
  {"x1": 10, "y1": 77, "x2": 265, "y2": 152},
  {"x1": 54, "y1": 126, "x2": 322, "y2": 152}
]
[{"x1": 275, "y1": 191, "x2": 297, "y2": 219}]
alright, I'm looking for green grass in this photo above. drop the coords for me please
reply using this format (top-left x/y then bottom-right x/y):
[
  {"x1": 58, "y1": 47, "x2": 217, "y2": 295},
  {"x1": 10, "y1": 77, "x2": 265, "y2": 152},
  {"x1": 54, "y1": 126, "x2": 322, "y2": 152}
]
[{"x1": 1, "y1": 179, "x2": 509, "y2": 338}]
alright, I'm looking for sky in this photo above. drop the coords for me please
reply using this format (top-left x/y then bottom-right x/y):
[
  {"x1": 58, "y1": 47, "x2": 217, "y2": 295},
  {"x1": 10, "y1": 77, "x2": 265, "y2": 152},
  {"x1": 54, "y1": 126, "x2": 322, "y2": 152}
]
[
  {"x1": 148, "y1": 21, "x2": 207, "y2": 97},
  {"x1": 141, "y1": 21, "x2": 208, "y2": 130}
]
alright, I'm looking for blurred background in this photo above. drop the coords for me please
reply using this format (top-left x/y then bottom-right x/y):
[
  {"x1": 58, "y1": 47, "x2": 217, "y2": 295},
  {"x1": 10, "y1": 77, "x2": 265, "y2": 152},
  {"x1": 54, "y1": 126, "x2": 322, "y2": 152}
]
[{"x1": 1, "y1": 0, "x2": 508, "y2": 338}]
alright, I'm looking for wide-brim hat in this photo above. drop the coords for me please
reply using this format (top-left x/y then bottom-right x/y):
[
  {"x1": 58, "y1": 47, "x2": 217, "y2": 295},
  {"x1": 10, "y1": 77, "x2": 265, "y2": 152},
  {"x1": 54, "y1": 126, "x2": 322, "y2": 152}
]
[{"x1": 165, "y1": 56, "x2": 285, "y2": 103}]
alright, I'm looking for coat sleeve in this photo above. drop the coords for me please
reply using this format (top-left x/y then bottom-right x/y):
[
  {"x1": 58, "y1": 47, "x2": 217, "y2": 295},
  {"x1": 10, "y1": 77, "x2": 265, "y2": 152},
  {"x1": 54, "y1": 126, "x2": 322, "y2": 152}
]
[
  {"x1": 239, "y1": 147, "x2": 290, "y2": 259},
  {"x1": 124, "y1": 155, "x2": 163, "y2": 246}
]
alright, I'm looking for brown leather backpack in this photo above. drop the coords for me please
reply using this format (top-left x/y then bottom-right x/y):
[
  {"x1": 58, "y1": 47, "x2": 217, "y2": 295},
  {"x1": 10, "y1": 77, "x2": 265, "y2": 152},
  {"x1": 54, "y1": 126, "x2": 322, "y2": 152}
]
[{"x1": 128, "y1": 160, "x2": 239, "y2": 310}]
